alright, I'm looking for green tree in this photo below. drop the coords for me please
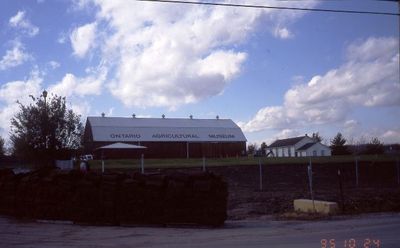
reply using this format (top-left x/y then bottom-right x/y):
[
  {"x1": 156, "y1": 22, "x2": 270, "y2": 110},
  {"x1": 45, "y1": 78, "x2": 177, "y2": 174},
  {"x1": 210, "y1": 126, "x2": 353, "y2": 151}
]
[
  {"x1": 247, "y1": 143, "x2": 257, "y2": 155},
  {"x1": 260, "y1": 142, "x2": 267, "y2": 154},
  {"x1": 10, "y1": 91, "x2": 83, "y2": 166},
  {"x1": 330, "y1": 132, "x2": 349, "y2": 155}
]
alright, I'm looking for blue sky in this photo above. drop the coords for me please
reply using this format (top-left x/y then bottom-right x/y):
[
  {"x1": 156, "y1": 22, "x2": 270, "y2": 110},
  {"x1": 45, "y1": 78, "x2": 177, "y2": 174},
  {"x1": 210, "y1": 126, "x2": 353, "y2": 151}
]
[{"x1": 0, "y1": 0, "x2": 399, "y2": 147}]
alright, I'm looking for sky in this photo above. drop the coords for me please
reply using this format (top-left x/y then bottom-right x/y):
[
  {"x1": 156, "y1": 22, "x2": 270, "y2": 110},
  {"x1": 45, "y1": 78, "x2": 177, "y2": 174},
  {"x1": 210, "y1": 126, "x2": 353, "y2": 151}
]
[{"x1": 0, "y1": 0, "x2": 399, "y2": 147}]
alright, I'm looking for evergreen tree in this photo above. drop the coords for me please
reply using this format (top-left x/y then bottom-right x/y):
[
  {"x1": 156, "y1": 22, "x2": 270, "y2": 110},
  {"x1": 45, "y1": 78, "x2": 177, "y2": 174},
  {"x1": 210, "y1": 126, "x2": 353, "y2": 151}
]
[{"x1": 330, "y1": 132, "x2": 349, "y2": 155}]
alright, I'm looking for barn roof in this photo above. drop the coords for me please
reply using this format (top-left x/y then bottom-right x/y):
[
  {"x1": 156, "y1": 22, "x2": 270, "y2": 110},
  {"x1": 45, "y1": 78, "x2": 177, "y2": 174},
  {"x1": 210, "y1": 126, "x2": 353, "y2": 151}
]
[
  {"x1": 86, "y1": 116, "x2": 247, "y2": 142},
  {"x1": 268, "y1": 136, "x2": 306, "y2": 148}
]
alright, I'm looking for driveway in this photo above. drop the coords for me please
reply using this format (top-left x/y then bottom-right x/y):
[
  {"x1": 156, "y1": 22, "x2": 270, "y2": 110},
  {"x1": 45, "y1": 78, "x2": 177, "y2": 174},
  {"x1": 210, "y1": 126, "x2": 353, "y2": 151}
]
[{"x1": 1, "y1": 213, "x2": 399, "y2": 248}]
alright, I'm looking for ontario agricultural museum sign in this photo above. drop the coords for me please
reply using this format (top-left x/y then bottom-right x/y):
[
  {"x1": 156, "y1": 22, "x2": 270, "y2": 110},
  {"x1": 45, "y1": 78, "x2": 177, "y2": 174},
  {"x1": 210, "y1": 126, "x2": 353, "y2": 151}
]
[{"x1": 101, "y1": 130, "x2": 239, "y2": 142}]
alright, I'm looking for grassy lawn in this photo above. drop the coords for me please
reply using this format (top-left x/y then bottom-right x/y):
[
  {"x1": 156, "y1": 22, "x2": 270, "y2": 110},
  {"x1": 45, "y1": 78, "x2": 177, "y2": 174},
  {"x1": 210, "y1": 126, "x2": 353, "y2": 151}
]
[{"x1": 88, "y1": 154, "x2": 399, "y2": 170}]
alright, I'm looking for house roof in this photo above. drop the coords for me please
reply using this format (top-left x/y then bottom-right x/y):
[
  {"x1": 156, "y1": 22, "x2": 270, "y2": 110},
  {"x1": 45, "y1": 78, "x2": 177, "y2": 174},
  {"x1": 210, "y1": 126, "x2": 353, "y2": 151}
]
[
  {"x1": 268, "y1": 136, "x2": 306, "y2": 148},
  {"x1": 86, "y1": 116, "x2": 247, "y2": 142},
  {"x1": 297, "y1": 142, "x2": 317, "y2": 151}
]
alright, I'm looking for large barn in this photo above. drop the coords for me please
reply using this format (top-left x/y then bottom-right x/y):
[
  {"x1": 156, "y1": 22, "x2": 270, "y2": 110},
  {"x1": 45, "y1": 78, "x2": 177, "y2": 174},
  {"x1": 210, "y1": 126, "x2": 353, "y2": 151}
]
[{"x1": 83, "y1": 116, "x2": 247, "y2": 159}]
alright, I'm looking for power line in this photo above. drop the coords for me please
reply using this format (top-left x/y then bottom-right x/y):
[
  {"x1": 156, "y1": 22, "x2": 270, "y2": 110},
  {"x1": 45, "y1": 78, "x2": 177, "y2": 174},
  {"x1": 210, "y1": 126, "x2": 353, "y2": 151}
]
[{"x1": 137, "y1": 0, "x2": 400, "y2": 16}]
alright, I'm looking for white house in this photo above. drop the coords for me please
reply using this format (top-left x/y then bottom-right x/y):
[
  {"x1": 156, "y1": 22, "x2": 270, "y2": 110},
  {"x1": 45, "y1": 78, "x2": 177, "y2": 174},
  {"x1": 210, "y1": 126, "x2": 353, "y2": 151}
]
[{"x1": 267, "y1": 135, "x2": 331, "y2": 157}]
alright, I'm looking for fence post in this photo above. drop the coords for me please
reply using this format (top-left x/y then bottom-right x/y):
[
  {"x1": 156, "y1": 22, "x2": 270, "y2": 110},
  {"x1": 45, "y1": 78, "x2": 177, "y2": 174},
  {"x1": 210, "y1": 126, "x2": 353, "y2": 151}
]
[
  {"x1": 307, "y1": 163, "x2": 315, "y2": 213},
  {"x1": 397, "y1": 157, "x2": 399, "y2": 185},
  {"x1": 101, "y1": 150, "x2": 105, "y2": 173},
  {"x1": 337, "y1": 168, "x2": 345, "y2": 213},
  {"x1": 355, "y1": 156, "x2": 359, "y2": 187},
  {"x1": 141, "y1": 154, "x2": 144, "y2": 174},
  {"x1": 259, "y1": 158, "x2": 263, "y2": 191}
]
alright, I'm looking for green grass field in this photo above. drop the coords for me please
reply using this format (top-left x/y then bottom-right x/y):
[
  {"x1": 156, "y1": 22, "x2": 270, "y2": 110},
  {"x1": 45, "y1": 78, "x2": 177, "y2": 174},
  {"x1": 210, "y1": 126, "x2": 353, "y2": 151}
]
[{"x1": 88, "y1": 154, "x2": 399, "y2": 170}]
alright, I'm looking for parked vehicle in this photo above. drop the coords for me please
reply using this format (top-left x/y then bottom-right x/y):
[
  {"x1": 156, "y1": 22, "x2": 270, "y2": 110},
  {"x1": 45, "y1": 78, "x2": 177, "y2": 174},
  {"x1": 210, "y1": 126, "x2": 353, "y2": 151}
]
[{"x1": 80, "y1": 154, "x2": 94, "y2": 161}]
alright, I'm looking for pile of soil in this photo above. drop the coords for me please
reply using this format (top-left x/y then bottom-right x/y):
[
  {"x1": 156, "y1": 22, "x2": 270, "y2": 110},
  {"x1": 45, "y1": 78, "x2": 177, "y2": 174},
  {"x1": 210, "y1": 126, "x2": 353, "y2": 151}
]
[{"x1": 0, "y1": 168, "x2": 227, "y2": 226}]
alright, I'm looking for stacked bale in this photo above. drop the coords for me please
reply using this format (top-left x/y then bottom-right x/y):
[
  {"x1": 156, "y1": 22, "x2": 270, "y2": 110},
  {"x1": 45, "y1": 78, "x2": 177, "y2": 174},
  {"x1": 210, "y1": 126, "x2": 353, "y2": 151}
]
[
  {"x1": 14, "y1": 172, "x2": 38, "y2": 218},
  {"x1": 164, "y1": 172, "x2": 227, "y2": 226},
  {"x1": 0, "y1": 168, "x2": 227, "y2": 226},
  {"x1": 117, "y1": 175, "x2": 146, "y2": 224},
  {"x1": 0, "y1": 169, "x2": 16, "y2": 215},
  {"x1": 33, "y1": 170, "x2": 60, "y2": 220}
]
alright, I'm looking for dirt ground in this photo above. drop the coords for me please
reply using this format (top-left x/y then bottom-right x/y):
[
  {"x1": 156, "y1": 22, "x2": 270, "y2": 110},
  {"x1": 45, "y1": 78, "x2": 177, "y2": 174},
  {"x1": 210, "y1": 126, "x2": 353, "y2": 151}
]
[{"x1": 156, "y1": 161, "x2": 400, "y2": 220}]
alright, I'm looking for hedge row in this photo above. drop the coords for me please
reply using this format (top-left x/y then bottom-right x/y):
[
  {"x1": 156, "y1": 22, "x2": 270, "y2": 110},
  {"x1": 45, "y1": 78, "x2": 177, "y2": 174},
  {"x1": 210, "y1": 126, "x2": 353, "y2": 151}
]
[{"x1": 0, "y1": 168, "x2": 227, "y2": 226}]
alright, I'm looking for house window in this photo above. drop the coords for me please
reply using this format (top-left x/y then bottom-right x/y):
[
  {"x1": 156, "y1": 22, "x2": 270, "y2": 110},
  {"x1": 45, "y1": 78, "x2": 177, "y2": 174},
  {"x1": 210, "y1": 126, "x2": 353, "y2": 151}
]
[
  {"x1": 288, "y1": 148, "x2": 291, "y2": 157},
  {"x1": 295, "y1": 152, "x2": 298, "y2": 157},
  {"x1": 313, "y1": 150, "x2": 317, "y2": 156},
  {"x1": 321, "y1": 150, "x2": 325, "y2": 156}
]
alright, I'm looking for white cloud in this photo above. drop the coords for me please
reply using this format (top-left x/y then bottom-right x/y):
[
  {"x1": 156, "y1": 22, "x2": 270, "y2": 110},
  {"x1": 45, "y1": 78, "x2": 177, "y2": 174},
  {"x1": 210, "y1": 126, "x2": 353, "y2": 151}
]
[
  {"x1": 49, "y1": 66, "x2": 107, "y2": 97},
  {"x1": 274, "y1": 129, "x2": 301, "y2": 140},
  {"x1": 73, "y1": 0, "x2": 318, "y2": 109},
  {"x1": 107, "y1": 107, "x2": 114, "y2": 116},
  {"x1": 0, "y1": 41, "x2": 31, "y2": 70},
  {"x1": 273, "y1": 26, "x2": 293, "y2": 39},
  {"x1": 48, "y1": 60, "x2": 60, "y2": 69},
  {"x1": 70, "y1": 101, "x2": 91, "y2": 117},
  {"x1": 0, "y1": 65, "x2": 105, "y2": 141},
  {"x1": 57, "y1": 32, "x2": 67, "y2": 44},
  {"x1": 239, "y1": 106, "x2": 288, "y2": 132},
  {"x1": 241, "y1": 37, "x2": 399, "y2": 133},
  {"x1": 343, "y1": 119, "x2": 360, "y2": 131},
  {"x1": 0, "y1": 70, "x2": 43, "y2": 138},
  {"x1": 70, "y1": 22, "x2": 97, "y2": 58},
  {"x1": 381, "y1": 130, "x2": 400, "y2": 144},
  {"x1": 9, "y1": 11, "x2": 39, "y2": 37}
]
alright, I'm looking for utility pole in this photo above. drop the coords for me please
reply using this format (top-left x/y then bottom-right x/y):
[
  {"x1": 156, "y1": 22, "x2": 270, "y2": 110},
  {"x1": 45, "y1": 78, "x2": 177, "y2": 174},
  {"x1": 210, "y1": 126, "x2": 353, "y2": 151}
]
[
  {"x1": 42, "y1": 90, "x2": 48, "y2": 166},
  {"x1": 42, "y1": 90, "x2": 48, "y2": 148}
]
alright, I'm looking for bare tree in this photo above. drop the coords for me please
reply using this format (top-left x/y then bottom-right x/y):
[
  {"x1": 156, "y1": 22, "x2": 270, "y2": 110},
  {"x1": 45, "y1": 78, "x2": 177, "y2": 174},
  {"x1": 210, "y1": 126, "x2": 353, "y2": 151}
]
[
  {"x1": 366, "y1": 137, "x2": 384, "y2": 155},
  {"x1": 312, "y1": 132, "x2": 323, "y2": 143},
  {"x1": 0, "y1": 136, "x2": 5, "y2": 157}
]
